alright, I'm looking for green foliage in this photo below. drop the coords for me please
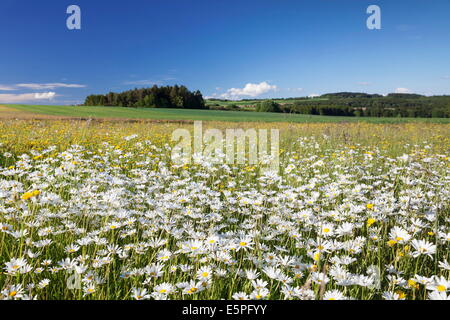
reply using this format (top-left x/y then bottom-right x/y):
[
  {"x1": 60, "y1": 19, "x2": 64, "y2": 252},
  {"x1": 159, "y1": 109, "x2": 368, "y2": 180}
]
[
  {"x1": 279, "y1": 93, "x2": 450, "y2": 118},
  {"x1": 84, "y1": 85, "x2": 206, "y2": 110},
  {"x1": 256, "y1": 100, "x2": 281, "y2": 113},
  {"x1": 321, "y1": 92, "x2": 383, "y2": 99}
]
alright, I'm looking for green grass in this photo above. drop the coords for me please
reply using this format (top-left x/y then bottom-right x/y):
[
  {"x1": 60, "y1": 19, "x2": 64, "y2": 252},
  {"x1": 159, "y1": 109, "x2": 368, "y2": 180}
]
[
  {"x1": 7, "y1": 104, "x2": 450, "y2": 124},
  {"x1": 205, "y1": 98, "x2": 329, "y2": 107}
]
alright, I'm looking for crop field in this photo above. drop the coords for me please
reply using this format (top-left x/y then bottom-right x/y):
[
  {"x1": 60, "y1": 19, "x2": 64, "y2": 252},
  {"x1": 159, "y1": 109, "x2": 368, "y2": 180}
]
[
  {"x1": 205, "y1": 98, "x2": 330, "y2": 107},
  {"x1": 0, "y1": 119, "x2": 449, "y2": 300},
  {"x1": 2, "y1": 104, "x2": 450, "y2": 124}
]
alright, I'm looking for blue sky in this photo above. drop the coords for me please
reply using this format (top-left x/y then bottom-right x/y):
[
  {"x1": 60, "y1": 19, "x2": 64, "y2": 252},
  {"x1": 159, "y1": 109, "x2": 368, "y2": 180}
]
[{"x1": 0, "y1": 0, "x2": 450, "y2": 104}]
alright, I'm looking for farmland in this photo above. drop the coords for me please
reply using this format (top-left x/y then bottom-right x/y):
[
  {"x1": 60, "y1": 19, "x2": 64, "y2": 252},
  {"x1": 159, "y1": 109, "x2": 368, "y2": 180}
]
[
  {"x1": 205, "y1": 98, "x2": 329, "y2": 108},
  {"x1": 2, "y1": 104, "x2": 450, "y2": 124},
  {"x1": 0, "y1": 118, "x2": 449, "y2": 300}
]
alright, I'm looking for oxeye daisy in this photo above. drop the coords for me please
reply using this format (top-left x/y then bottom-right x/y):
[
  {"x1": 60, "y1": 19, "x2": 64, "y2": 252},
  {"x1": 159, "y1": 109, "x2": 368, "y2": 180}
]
[
  {"x1": 232, "y1": 292, "x2": 249, "y2": 300},
  {"x1": 428, "y1": 291, "x2": 450, "y2": 300},
  {"x1": 131, "y1": 288, "x2": 150, "y2": 300},
  {"x1": 5, "y1": 257, "x2": 27, "y2": 274},
  {"x1": 323, "y1": 290, "x2": 347, "y2": 300},
  {"x1": 382, "y1": 291, "x2": 405, "y2": 300},
  {"x1": 320, "y1": 224, "x2": 334, "y2": 237},
  {"x1": 65, "y1": 244, "x2": 80, "y2": 253},
  {"x1": 196, "y1": 266, "x2": 213, "y2": 280},
  {"x1": 181, "y1": 280, "x2": 204, "y2": 295},
  {"x1": 154, "y1": 283, "x2": 175, "y2": 295},
  {"x1": 38, "y1": 279, "x2": 51, "y2": 289},
  {"x1": 157, "y1": 249, "x2": 172, "y2": 262},
  {"x1": 83, "y1": 284, "x2": 97, "y2": 297},
  {"x1": 411, "y1": 239, "x2": 436, "y2": 258},
  {"x1": 250, "y1": 288, "x2": 269, "y2": 300},
  {"x1": 426, "y1": 276, "x2": 450, "y2": 293},
  {"x1": 236, "y1": 237, "x2": 254, "y2": 251},
  {"x1": 3, "y1": 284, "x2": 25, "y2": 300},
  {"x1": 389, "y1": 226, "x2": 411, "y2": 244}
]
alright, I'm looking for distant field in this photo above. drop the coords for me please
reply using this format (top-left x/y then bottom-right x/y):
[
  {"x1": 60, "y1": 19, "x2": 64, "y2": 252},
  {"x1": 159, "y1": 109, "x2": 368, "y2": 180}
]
[
  {"x1": 1, "y1": 104, "x2": 449, "y2": 124},
  {"x1": 205, "y1": 98, "x2": 329, "y2": 107}
]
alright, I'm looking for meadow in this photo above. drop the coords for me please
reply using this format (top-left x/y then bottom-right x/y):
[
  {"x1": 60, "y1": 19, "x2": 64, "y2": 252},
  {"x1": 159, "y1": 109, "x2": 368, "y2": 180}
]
[
  {"x1": 4, "y1": 104, "x2": 450, "y2": 124},
  {"x1": 205, "y1": 98, "x2": 330, "y2": 107},
  {"x1": 0, "y1": 118, "x2": 449, "y2": 300}
]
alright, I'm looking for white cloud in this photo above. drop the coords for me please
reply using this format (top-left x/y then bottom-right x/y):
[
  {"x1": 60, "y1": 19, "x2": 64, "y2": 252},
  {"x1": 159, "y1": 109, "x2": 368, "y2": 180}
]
[
  {"x1": 34, "y1": 92, "x2": 56, "y2": 99},
  {"x1": 395, "y1": 88, "x2": 412, "y2": 94},
  {"x1": 205, "y1": 93, "x2": 218, "y2": 99},
  {"x1": 123, "y1": 80, "x2": 160, "y2": 86},
  {"x1": 124, "y1": 75, "x2": 177, "y2": 86},
  {"x1": 0, "y1": 92, "x2": 56, "y2": 103},
  {"x1": 16, "y1": 83, "x2": 86, "y2": 90},
  {"x1": 220, "y1": 82, "x2": 277, "y2": 99},
  {"x1": 308, "y1": 93, "x2": 320, "y2": 98},
  {"x1": 0, "y1": 85, "x2": 17, "y2": 91}
]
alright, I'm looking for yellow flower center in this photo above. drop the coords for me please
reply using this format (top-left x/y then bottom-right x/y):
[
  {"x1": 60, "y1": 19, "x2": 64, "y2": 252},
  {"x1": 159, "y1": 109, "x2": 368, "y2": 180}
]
[
  {"x1": 9, "y1": 291, "x2": 17, "y2": 297},
  {"x1": 408, "y1": 280, "x2": 417, "y2": 287},
  {"x1": 437, "y1": 285, "x2": 446, "y2": 292},
  {"x1": 387, "y1": 240, "x2": 398, "y2": 246}
]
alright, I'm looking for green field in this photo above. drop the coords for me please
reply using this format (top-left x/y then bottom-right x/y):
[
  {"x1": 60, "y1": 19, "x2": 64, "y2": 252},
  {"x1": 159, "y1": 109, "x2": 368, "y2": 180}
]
[
  {"x1": 205, "y1": 98, "x2": 329, "y2": 107},
  {"x1": 5, "y1": 104, "x2": 450, "y2": 123}
]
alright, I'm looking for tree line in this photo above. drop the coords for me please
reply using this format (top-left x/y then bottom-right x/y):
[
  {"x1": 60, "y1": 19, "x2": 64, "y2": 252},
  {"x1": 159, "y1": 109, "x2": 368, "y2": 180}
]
[
  {"x1": 84, "y1": 85, "x2": 206, "y2": 109},
  {"x1": 256, "y1": 93, "x2": 450, "y2": 118},
  {"x1": 84, "y1": 88, "x2": 449, "y2": 118}
]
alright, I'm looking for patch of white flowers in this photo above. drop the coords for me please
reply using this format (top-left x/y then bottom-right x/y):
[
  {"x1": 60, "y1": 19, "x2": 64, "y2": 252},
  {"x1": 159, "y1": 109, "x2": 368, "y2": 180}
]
[{"x1": 0, "y1": 137, "x2": 448, "y2": 300}]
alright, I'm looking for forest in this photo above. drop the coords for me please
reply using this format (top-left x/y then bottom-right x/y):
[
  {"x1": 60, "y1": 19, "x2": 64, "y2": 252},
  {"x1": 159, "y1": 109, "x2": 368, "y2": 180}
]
[
  {"x1": 277, "y1": 93, "x2": 450, "y2": 118},
  {"x1": 84, "y1": 87, "x2": 450, "y2": 118},
  {"x1": 84, "y1": 85, "x2": 206, "y2": 109}
]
